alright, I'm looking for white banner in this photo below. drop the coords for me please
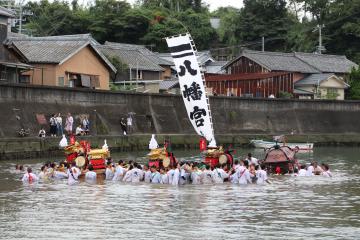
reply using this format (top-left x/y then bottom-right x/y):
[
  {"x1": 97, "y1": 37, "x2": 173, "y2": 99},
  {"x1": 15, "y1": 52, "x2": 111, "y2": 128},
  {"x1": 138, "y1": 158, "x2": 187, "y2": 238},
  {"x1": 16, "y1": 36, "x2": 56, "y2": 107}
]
[{"x1": 166, "y1": 33, "x2": 216, "y2": 147}]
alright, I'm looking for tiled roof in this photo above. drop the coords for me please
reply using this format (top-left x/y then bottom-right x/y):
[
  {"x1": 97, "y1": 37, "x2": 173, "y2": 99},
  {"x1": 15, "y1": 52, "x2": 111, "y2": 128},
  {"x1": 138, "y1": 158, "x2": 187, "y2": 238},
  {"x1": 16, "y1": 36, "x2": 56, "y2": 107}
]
[
  {"x1": 295, "y1": 52, "x2": 358, "y2": 73},
  {"x1": 223, "y1": 49, "x2": 358, "y2": 74},
  {"x1": 206, "y1": 61, "x2": 228, "y2": 74},
  {"x1": 294, "y1": 73, "x2": 336, "y2": 86},
  {"x1": 0, "y1": 7, "x2": 15, "y2": 18},
  {"x1": 104, "y1": 42, "x2": 173, "y2": 66},
  {"x1": 157, "y1": 51, "x2": 215, "y2": 67},
  {"x1": 6, "y1": 34, "x2": 116, "y2": 72},
  {"x1": 98, "y1": 45, "x2": 164, "y2": 72},
  {"x1": 159, "y1": 80, "x2": 179, "y2": 90}
]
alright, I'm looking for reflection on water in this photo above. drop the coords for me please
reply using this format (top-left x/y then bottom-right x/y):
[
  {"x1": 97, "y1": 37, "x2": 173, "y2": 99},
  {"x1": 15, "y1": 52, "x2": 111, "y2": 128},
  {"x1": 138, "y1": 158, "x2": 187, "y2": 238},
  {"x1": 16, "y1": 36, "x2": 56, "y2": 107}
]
[{"x1": 1, "y1": 147, "x2": 360, "y2": 239}]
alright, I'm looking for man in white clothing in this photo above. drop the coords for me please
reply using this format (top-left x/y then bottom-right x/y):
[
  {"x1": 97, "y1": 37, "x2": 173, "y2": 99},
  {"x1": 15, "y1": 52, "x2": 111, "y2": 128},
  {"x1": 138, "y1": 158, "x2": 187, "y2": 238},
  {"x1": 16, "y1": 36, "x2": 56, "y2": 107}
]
[
  {"x1": 143, "y1": 165, "x2": 152, "y2": 183},
  {"x1": 85, "y1": 165, "x2": 97, "y2": 183},
  {"x1": 212, "y1": 165, "x2": 229, "y2": 184},
  {"x1": 131, "y1": 165, "x2": 143, "y2": 183},
  {"x1": 246, "y1": 153, "x2": 258, "y2": 166},
  {"x1": 190, "y1": 166, "x2": 202, "y2": 184},
  {"x1": 200, "y1": 165, "x2": 214, "y2": 184},
  {"x1": 113, "y1": 160, "x2": 125, "y2": 181},
  {"x1": 168, "y1": 167, "x2": 175, "y2": 184},
  {"x1": 298, "y1": 165, "x2": 307, "y2": 176},
  {"x1": 150, "y1": 166, "x2": 161, "y2": 184},
  {"x1": 22, "y1": 167, "x2": 38, "y2": 184},
  {"x1": 160, "y1": 168, "x2": 169, "y2": 184},
  {"x1": 238, "y1": 161, "x2": 251, "y2": 185},
  {"x1": 321, "y1": 164, "x2": 332, "y2": 177},
  {"x1": 67, "y1": 162, "x2": 80, "y2": 185},
  {"x1": 306, "y1": 163, "x2": 314, "y2": 176},
  {"x1": 256, "y1": 165, "x2": 270, "y2": 184},
  {"x1": 171, "y1": 164, "x2": 181, "y2": 185},
  {"x1": 105, "y1": 161, "x2": 115, "y2": 180}
]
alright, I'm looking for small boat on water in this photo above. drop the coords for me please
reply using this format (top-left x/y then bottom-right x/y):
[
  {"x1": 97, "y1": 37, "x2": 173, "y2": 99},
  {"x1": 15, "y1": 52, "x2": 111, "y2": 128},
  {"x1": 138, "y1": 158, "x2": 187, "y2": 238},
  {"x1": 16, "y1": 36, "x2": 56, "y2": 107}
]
[
  {"x1": 260, "y1": 145, "x2": 299, "y2": 174},
  {"x1": 250, "y1": 135, "x2": 314, "y2": 152}
]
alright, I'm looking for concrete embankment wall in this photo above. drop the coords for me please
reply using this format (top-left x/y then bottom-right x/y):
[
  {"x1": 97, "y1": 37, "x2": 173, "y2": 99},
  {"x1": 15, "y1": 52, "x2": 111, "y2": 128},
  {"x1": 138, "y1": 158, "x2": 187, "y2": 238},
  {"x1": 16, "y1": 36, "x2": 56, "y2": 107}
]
[{"x1": 1, "y1": 84, "x2": 360, "y2": 159}]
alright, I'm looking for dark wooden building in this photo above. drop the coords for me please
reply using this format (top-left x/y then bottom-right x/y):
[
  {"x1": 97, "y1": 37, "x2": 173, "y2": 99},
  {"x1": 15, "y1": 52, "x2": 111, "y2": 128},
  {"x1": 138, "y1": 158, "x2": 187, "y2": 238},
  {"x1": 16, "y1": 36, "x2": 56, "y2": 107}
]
[{"x1": 205, "y1": 50, "x2": 357, "y2": 98}]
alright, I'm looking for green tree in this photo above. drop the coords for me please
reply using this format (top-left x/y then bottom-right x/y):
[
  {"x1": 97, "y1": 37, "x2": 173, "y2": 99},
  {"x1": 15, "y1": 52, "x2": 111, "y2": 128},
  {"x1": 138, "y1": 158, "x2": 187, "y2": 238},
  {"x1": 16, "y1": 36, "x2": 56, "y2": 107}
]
[{"x1": 347, "y1": 67, "x2": 360, "y2": 100}]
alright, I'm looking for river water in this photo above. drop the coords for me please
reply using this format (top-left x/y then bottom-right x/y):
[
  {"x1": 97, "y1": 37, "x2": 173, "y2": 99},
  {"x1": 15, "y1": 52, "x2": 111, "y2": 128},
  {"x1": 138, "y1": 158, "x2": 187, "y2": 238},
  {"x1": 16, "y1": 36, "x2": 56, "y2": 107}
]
[{"x1": 0, "y1": 147, "x2": 359, "y2": 239}]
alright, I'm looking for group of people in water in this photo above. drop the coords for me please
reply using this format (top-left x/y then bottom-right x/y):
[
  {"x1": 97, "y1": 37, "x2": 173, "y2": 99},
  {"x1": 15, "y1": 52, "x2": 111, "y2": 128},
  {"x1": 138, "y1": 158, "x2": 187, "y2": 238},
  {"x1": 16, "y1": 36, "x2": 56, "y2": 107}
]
[{"x1": 16, "y1": 153, "x2": 332, "y2": 186}]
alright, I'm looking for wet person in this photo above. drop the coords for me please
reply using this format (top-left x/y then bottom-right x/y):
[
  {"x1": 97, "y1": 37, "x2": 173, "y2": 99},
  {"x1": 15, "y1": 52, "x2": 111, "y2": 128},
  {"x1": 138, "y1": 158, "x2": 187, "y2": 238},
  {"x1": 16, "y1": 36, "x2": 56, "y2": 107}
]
[
  {"x1": 190, "y1": 166, "x2": 202, "y2": 185},
  {"x1": 22, "y1": 167, "x2": 38, "y2": 184},
  {"x1": 85, "y1": 164, "x2": 97, "y2": 183},
  {"x1": 238, "y1": 161, "x2": 251, "y2": 185},
  {"x1": 322, "y1": 164, "x2": 332, "y2": 177},
  {"x1": 171, "y1": 163, "x2": 181, "y2": 185},
  {"x1": 246, "y1": 153, "x2": 258, "y2": 166},
  {"x1": 179, "y1": 163, "x2": 190, "y2": 185},
  {"x1": 256, "y1": 164, "x2": 270, "y2": 184},
  {"x1": 306, "y1": 162, "x2": 314, "y2": 176},
  {"x1": 113, "y1": 160, "x2": 125, "y2": 181},
  {"x1": 67, "y1": 162, "x2": 80, "y2": 185},
  {"x1": 160, "y1": 168, "x2": 169, "y2": 184},
  {"x1": 122, "y1": 165, "x2": 133, "y2": 182},
  {"x1": 54, "y1": 163, "x2": 68, "y2": 179},
  {"x1": 201, "y1": 165, "x2": 213, "y2": 184},
  {"x1": 143, "y1": 165, "x2": 152, "y2": 183},
  {"x1": 105, "y1": 161, "x2": 115, "y2": 180},
  {"x1": 167, "y1": 165, "x2": 175, "y2": 184},
  {"x1": 298, "y1": 165, "x2": 307, "y2": 176},
  {"x1": 233, "y1": 160, "x2": 240, "y2": 171},
  {"x1": 229, "y1": 167, "x2": 239, "y2": 184},
  {"x1": 313, "y1": 162, "x2": 323, "y2": 175},
  {"x1": 150, "y1": 166, "x2": 161, "y2": 184},
  {"x1": 38, "y1": 165, "x2": 48, "y2": 181},
  {"x1": 212, "y1": 164, "x2": 229, "y2": 184},
  {"x1": 131, "y1": 163, "x2": 143, "y2": 183},
  {"x1": 249, "y1": 164, "x2": 257, "y2": 184}
]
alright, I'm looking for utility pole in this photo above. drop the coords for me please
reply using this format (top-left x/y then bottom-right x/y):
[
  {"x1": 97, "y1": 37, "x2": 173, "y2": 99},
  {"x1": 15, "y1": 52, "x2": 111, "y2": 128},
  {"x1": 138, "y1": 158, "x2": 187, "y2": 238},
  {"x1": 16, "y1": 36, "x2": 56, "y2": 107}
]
[
  {"x1": 262, "y1": 36, "x2": 265, "y2": 52},
  {"x1": 314, "y1": 24, "x2": 325, "y2": 54}
]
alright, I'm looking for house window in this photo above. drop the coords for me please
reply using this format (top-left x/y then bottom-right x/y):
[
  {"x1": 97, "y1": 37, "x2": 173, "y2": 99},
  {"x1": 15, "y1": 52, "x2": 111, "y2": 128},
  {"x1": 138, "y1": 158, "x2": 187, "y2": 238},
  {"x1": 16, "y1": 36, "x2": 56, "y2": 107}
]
[
  {"x1": 326, "y1": 88, "x2": 339, "y2": 100},
  {"x1": 58, "y1": 76, "x2": 64, "y2": 86},
  {"x1": 19, "y1": 75, "x2": 30, "y2": 84}
]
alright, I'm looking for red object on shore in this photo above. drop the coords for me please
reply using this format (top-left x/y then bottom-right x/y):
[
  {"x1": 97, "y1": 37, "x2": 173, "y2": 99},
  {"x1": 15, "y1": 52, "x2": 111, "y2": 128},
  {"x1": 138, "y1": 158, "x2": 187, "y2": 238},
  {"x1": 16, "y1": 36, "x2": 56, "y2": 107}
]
[{"x1": 199, "y1": 138, "x2": 207, "y2": 152}]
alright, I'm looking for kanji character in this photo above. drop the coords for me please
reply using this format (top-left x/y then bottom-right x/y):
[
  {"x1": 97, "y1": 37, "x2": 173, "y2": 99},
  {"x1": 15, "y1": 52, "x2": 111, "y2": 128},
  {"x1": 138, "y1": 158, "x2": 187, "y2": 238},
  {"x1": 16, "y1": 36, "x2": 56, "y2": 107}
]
[{"x1": 183, "y1": 82, "x2": 203, "y2": 101}]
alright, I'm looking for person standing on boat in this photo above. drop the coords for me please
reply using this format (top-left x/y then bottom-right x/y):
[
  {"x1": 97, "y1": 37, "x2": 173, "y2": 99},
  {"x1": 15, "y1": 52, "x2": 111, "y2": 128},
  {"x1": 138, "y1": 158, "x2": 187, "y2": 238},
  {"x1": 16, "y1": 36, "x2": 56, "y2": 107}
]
[
  {"x1": 67, "y1": 162, "x2": 80, "y2": 185},
  {"x1": 85, "y1": 165, "x2": 97, "y2": 183},
  {"x1": 113, "y1": 160, "x2": 125, "y2": 181},
  {"x1": 22, "y1": 167, "x2": 38, "y2": 184}
]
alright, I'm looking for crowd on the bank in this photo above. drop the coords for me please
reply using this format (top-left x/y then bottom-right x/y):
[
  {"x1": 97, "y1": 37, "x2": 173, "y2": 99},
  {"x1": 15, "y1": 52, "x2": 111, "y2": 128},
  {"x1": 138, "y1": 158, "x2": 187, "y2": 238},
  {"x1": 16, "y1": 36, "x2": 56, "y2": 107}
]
[
  {"x1": 38, "y1": 113, "x2": 133, "y2": 138},
  {"x1": 39, "y1": 113, "x2": 90, "y2": 138},
  {"x1": 17, "y1": 153, "x2": 332, "y2": 186}
]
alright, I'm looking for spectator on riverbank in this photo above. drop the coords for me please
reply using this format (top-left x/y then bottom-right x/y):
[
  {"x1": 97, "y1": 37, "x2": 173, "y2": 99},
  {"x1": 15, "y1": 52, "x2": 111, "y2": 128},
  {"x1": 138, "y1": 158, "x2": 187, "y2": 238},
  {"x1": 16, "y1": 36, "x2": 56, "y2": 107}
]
[
  {"x1": 49, "y1": 114, "x2": 57, "y2": 137},
  {"x1": 75, "y1": 125, "x2": 85, "y2": 136},
  {"x1": 56, "y1": 113, "x2": 63, "y2": 136},
  {"x1": 65, "y1": 113, "x2": 74, "y2": 135},
  {"x1": 120, "y1": 118, "x2": 127, "y2": 135},
  {"x1": 127, "y1": 115, "x2": 133, "y2": 134},
  {"x1": 82, "y1": 116, "x2": 90, "y2": 135}
]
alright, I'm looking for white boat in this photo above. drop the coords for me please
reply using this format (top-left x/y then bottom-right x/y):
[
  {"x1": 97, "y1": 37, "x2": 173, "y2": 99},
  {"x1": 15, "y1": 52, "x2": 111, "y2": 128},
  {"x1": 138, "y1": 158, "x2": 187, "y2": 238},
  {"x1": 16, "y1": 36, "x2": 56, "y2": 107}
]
[{"x1": 250, "y1": 140, "x2": 314, "y2": 152}]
